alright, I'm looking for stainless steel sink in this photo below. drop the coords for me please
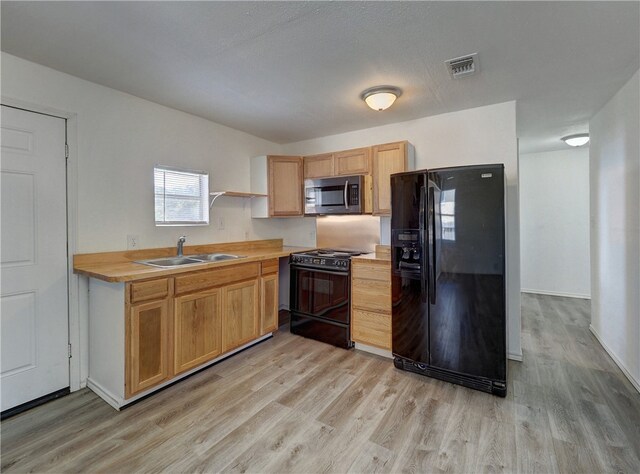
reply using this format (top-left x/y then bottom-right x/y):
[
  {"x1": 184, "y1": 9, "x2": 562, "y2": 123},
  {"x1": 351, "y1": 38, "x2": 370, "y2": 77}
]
[
  {"x1": 188, "y1": 253, "x2": 246, "y2": 262},
  {"x1": 135, "y1": 253, "x2": 245, "y2": 268},
  {"x1": 135, "y1": 256, "x2": 203, "y2": 268}
]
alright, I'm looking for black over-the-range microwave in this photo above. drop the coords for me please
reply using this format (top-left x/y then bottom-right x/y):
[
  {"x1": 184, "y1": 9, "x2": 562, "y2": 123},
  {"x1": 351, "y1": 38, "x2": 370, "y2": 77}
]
[{"x1": 304, "y1": 175, "x2": 365, "y2": 215}]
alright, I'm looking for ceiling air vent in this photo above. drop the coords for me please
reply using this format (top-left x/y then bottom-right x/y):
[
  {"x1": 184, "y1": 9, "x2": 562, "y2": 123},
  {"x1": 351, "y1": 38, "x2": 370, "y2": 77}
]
[{"x1": 445, "y1": 53, "x2": 478, "y2": 79}]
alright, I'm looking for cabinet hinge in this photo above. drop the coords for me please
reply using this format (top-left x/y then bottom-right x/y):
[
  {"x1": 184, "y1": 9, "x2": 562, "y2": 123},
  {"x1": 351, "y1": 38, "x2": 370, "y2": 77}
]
[
  {"x1": 68, "y1": 343, "x2": 72, "y2": 359},
  {"x1": 65, "y1": 143, "x2": 69, "y2": 159}
]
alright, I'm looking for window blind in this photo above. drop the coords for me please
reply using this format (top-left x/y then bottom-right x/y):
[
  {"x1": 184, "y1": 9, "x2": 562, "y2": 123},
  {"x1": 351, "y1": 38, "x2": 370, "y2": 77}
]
[{"x1": 154, "y1": 166, "x2": 209, "y2": 225}]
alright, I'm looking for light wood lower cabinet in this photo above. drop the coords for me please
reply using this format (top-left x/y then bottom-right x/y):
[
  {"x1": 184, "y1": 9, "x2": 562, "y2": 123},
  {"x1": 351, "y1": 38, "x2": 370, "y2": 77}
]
[
  {"x1": 351, "y1": 259, "x2": 392, "y2": 350},
  {"x1": 174, "y1": 289, "x2": 222, "y2": 374},
  {"x1": 260, "y1": 273, "x2": 279, "y2": 333},
  {"x1": 127, "y1": 299, "x2": 170, "y2": 397},
  {"x1": 222, "y1": 279, "x2": 260, "y2": 352},
  {"x1": 120, "y1": 261, "x2": 279, "y2": 401}
]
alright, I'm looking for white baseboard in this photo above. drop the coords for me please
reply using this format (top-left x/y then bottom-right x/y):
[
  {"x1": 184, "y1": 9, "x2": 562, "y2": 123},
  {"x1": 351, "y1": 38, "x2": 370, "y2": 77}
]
[
  {"x1": 354, "y1": 342, "x2": 393, "y2": 359},
  {"x1": 521, "y1": 288, "x2": 591, "y2": 299},
  {"x1": 508, "y1": 351, "x2": 523, "y2": 362},
  {"x1": 589, "y1": 325, "x2": 640, "y2": 393},
  {"x1": 86, "y1": 378, "x2": 122, "y2": 411},
  {"x1": 87, "y1": 333, "x2": 274, "y2": 410}
]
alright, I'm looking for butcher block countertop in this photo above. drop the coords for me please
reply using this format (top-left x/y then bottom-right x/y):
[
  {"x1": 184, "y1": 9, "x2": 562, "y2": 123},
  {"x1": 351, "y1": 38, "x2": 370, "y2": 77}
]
[
  {"x1": 352, "y1": 245, "x2": 391, "y2": 263},
  {"x1": 73, "y1": 239, "x2": 312, "y2": 283}
]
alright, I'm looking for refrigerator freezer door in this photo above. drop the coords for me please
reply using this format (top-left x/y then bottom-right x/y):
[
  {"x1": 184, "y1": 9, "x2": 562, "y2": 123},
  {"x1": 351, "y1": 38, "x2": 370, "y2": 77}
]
[
  {"x1": 390, "y1": 171, "x2": 430, "y2": 364},
  {"x1": 428, "y1": 165, "x2": 506, "y2": 382}
]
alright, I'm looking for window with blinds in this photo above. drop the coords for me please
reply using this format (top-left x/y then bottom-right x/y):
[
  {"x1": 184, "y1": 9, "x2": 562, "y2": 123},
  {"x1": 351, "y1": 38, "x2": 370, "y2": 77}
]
[{"x1": 154, "y1": 166, "x2": 209, "y2": 225}]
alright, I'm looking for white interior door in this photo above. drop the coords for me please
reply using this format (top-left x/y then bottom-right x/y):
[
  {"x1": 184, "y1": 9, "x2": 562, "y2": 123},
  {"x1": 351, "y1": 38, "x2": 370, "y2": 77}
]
[{"x1": 1, "y1": 105, "x2": 69, "y2": 412}]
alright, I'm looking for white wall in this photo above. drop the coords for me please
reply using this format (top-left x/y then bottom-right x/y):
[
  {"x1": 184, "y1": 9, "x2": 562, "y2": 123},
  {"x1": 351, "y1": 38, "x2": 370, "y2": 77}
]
[
  {"x1": 1, "y1": 53, "x2": 290, "y2": 253},
  {"x1": 519, "y1": 148, "x2": 590, "y2": 298},
  {"x1": 589, "y1": 70, "x2": 640, "y2": 391},
  {"x1": 283, "y1": 101, "x2": 522, "y2": 359},
  {"x1": 1, "y1": 53, "x2": 295, "y2": 389}
]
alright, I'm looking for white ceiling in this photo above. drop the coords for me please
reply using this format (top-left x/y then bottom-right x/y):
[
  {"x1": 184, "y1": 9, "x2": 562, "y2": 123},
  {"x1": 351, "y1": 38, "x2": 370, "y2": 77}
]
[{"x1": 1, "y1": 2, "x2": 638, "y2": 153}]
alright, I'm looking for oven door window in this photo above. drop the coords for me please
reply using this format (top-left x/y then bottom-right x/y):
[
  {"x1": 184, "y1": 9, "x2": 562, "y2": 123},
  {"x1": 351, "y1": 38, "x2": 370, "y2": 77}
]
[{"x1": 293, "y1": 268, "x2": 349, "y2": 324}]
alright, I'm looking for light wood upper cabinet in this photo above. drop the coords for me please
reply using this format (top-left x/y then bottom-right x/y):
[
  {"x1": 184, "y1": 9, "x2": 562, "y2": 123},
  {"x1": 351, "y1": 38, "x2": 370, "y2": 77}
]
[
  {"x1": 251, "y1": 155, "x2": 303, "y2": 218},
  {"x1": 268, "y1": 156, "x2": 303, "y2": 217},
  {"x1": 372, "y1": 141, "x2": 408, "y2": 215},
  {"x1": 174, "y1": 289, "x2": 222, "y2": 374},
  {"x1": 335, "y1": 147, "x2": 371, "y2": 176},
  {"x1": 222, "y1": 279, "x2": 260, "y2": 352},
  {"x1": 127, "y1": 299, "x2": 170, "y2": 397},
  {"x1": 303, "y1": 153, "x2": 334, "y2": 179}
]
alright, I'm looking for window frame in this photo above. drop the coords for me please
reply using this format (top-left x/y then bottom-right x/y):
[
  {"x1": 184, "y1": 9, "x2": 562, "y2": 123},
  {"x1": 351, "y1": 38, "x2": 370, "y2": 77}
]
[{"x1": 154, "y1": 165, "x2": 210, "y2": 226}]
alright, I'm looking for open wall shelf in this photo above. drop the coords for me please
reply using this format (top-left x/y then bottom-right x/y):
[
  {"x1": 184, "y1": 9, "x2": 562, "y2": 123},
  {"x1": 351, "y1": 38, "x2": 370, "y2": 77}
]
[{"x1": 209, "y1": 191, "x2": 267, "y2": 207}]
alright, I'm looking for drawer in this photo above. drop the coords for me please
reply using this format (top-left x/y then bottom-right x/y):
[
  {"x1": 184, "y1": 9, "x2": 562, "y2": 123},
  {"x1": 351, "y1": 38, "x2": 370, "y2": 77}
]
[
  {"x1": 130, "y1": 278, "x2": 169, "y2": 303},
  {"x1": 175, "y1": 262, "x2": 260, "y2": 295},
  {"x1": 352, "y1": 309, "x2": 391, "y2": 350},
  {"x1": 261, "y1": 258, "x2": 279, "y2": 275},
  {"x1": 352, "y1": 278, "x2": 391, "y2": 313},
  {"x1": 352, "y1": 262, "x2": 390, "y2": 282}
]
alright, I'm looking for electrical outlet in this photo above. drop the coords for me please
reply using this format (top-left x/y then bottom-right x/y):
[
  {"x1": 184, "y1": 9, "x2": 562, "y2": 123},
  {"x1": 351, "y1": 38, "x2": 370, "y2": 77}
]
[{"x1": 127, "y1": 234, "x2": 139, "y2": 250}]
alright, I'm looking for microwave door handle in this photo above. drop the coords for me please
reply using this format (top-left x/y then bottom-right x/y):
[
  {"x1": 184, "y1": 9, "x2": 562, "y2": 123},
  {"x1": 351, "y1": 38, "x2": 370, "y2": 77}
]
[{"x1": 344, "y1": 180, "x2": 350, "y2": 209}]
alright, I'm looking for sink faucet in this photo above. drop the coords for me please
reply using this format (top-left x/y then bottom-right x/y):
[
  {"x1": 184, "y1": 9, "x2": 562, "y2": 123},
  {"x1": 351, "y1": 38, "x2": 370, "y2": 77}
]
[{"x1": 177, "y1": 235, "x2": 186, "y2": 257}]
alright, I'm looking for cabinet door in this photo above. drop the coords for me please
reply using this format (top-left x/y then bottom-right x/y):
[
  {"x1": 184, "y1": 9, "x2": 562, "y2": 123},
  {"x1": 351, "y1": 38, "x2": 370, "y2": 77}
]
[
  {"x1": 335, "y1": 147, "x2": 371, "y2": 176},
  {"x1": 304, "y1": 153, "x2": 334, "y2": 178},
  {"x1": 174, "y1": 289, "x2": 222, "y2": 374},
  {"x1": 372, "y1": 141, "x2": 407, "y2": 215},
  {"x1": 260, "y1": 273, "x2": 279, "y2": 334},
  {"x1": 127, "y1": 299, "x2": 169, "y2": 397},
  {"x1": 268, "y1": 156, "x2": 303, "y2": 216},
  {"x1": 222, "y1": 279, "x2": 260, "y2": 352}
]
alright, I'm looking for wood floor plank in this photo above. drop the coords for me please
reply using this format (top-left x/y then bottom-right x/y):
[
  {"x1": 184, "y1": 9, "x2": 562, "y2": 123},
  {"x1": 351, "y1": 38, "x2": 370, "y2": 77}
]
[{"x1": 1, "y1": 294, "x2": 639, "y2": 474}]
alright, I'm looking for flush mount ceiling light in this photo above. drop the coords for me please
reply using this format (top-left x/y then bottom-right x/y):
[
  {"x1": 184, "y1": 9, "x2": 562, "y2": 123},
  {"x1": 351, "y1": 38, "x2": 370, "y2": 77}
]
[
  {"x1": 361, "y1": 86, "x2": 402, "y2": 111},
  {"x1": 561, "y1": 133, "x2": 590, "y2": 147}
]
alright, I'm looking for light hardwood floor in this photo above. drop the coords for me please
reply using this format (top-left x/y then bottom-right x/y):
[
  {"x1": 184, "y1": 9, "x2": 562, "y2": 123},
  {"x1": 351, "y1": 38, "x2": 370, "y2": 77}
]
[{"x1": 2, "y1": 294, "x2": 639, "y2": 473}]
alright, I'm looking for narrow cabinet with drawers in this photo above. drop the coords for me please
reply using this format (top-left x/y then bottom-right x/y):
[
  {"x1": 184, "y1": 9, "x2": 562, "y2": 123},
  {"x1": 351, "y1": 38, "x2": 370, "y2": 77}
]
[{"x1": 351, "y1": 258, "x2": 392, "y2": 350}]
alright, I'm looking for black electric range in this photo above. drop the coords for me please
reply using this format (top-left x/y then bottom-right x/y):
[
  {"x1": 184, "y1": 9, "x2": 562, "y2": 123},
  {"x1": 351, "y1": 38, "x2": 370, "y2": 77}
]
[{"x1": 289, "y1": 248, "x2": 365, "y2": 348}]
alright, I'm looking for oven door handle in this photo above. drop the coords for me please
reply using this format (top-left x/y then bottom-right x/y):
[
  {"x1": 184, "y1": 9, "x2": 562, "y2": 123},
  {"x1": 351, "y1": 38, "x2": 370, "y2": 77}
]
[
  {"x1": 290, "y1": 264, "x2": 349, "y2": 276},
  {"x1": 344, "y1": 180, "x2": 350, "y2": 210}
]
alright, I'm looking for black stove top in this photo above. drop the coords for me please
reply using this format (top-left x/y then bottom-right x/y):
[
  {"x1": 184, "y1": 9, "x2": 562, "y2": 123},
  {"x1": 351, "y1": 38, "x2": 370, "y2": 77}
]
[
  {"x1": 300, "y1": 248, "x2": 364, "y2": 258},
  {"x1": 290, "y1": 248, "x2": 365, "y2": 271}
]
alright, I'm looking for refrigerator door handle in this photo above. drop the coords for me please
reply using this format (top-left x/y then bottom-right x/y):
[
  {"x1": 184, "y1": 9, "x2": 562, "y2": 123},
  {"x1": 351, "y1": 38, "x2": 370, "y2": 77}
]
[
  {"x1": 428, "y1": 185, "x2": 437, "y2": 305},
  {"x1": 419, "y1": 185, "x2": 427, "y2": 302}
]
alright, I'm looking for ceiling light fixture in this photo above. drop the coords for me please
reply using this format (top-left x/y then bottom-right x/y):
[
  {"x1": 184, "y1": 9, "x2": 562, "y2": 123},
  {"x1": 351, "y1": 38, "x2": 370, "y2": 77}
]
[
  {"x1": 561, "y1": 133, "x2": 590, "y2": 147},
  {"x1": 361, "y1": 86, "x2": 402, "y2": 111}
]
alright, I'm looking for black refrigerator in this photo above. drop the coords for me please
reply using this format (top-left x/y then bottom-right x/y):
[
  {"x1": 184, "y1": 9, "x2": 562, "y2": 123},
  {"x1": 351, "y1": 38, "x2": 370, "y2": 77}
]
[{"x1": 390, "y1": 164, "x2": 506, "y2": 396}]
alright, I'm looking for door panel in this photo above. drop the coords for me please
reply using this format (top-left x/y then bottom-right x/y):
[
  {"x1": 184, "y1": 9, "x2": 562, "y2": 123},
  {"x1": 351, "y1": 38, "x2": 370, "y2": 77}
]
[
  {"x1": 0, "y1": 106, "x2": 68, "y2": 411},
  {"x1": 174, "y1": 289, "x2": 222, "y2": 374},
  {"x1": 260, "y1": 274, "x2": 278, "y2": 334},
  {"x1": 128, "y1": 300, "x2": 169, "y2": 396},
  {"x1": 1, "y1": 171, "x2": 35, "y2": 265},
  {"x1": 222, "y1": 280, "x2": 259, "y2": 352}
]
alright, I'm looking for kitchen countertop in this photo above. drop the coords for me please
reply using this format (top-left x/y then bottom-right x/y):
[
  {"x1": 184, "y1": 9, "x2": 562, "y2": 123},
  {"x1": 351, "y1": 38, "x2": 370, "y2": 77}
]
[
  {"x1": 73, "y1": 239, "x2": 313, "y2": 283},
  {"x1": 352, "y1": 245, "x2": 391, "y2": 263}
]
